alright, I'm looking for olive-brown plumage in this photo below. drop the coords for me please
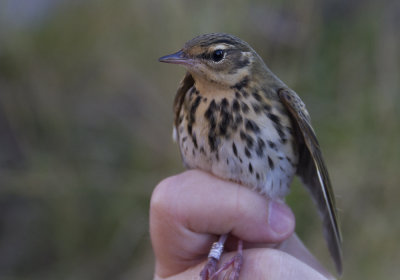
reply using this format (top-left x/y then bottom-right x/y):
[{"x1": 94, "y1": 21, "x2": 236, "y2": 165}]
[{"x1": 160, "y1": 33, "x2": 342, "y2": 279}]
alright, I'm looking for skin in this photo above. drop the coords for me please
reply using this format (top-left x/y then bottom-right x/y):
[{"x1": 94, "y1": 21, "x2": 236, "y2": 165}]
[{"x1": 150, "y1": 170, "x2": 334, "y2": 280}]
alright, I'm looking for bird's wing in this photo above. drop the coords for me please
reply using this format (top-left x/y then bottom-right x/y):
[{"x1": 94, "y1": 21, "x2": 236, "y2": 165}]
[
  {"x1": 173, "y1": 72, "x2": 194, "y2": 128},
  {"x1": 278, "y1": 88, "x2": 342, "y2": 275}
]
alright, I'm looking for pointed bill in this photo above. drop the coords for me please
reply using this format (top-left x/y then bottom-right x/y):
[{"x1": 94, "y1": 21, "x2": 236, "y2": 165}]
[{"x1": 159, "y1": 50, "x2": 194, "y2": 66}]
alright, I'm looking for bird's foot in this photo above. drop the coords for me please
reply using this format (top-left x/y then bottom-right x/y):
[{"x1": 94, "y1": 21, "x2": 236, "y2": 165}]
[
  {"x1": 211, "y1": 240, "x2": 243, "y2": 280},
  {"x1": 200, "y1": 257, "x2": 218, "y2": 280},
  {"x1": 200, "y1": 235, "x2": 228, "y2": 280}
]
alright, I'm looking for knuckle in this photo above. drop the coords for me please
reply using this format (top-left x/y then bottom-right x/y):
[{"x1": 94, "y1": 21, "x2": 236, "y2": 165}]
[
  {"x1": 150, "y1": 170, "x2": 207, "y2": 221},
  {"x1": 150, "y1": 175, "x2": 179, "y2": 213}
]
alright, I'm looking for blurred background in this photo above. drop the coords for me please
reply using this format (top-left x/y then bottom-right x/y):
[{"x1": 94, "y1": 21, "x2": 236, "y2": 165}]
[{"x1": 0, "y1": 0, "x2": 399, "y2": 279}]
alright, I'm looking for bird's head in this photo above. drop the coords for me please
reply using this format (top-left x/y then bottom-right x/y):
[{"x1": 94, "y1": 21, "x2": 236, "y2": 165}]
[{"x1": 159, "y1": 33, "x2": 264, "y2": 88}]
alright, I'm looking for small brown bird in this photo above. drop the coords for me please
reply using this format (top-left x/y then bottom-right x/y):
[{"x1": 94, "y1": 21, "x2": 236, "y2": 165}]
[{"x1": 159, "y1": 33, "x2": 342, "y2": 279}]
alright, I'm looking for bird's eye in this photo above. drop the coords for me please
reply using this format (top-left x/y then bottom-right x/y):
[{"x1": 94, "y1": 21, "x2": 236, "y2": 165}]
[{"x1": 211, "y1": 49, "x2": 225, "y2": 62}]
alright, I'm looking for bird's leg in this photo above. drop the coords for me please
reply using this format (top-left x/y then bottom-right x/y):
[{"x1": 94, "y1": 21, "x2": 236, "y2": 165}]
[
  {"x1": 211, "y1": 239, "x2": 243, "y2": 280},
  {"x1": 200, "y1": 234, "x2": 228, "y2": 280}
]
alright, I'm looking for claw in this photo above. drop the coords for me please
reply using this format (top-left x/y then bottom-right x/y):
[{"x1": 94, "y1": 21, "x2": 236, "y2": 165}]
[
  {"x1": 228, "y1": 253, "x2": 243, "y2": 280},
  {"x1": 200, "y1": 257, "x2": 218, "y2": 280}
]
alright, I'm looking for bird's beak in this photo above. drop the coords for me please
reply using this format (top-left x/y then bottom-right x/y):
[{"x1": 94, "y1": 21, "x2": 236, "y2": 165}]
[{"x1": 159, "y1": 50, "x2": 194, "y2": 66}]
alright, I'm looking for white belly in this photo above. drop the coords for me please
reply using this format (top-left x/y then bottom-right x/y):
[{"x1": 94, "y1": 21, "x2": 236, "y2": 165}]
[{"x1": 176, "y1": 96, "x2": 298, "y2": 198}]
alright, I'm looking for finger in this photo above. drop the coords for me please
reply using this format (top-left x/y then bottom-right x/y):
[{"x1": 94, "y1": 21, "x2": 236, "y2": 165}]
[
  {"x1": 277, "y1": 234, "x2": 335, "y2": 279},
  {"x1": 225, "y1": 234, "x2": 335, "y2": 279},
  {"x1": 150, "y1": 170, "x2": 295, "y2": 277},
  {"x1": 169, "y1": 248, "x2": 330, "y2": 280}
]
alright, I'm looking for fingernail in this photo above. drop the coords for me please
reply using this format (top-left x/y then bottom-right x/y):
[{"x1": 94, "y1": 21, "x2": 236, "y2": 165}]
[{"x1": 268, "y1": 200, "x2": 294, "y2": 235}]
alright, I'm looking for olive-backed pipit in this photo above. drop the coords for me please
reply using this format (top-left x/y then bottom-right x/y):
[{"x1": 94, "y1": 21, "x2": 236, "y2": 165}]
[{"x1": 159, "y1": 33, "x2": 342, "y2": 280}]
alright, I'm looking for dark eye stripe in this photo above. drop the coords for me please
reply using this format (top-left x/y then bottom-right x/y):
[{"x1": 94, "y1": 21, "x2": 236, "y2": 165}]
[{"x1": 233, "y1": 56, "x2": 250, "y2": 69}]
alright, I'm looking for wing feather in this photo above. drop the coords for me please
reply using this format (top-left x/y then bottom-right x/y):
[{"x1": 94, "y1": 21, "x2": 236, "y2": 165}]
[
  {"x1": 173, "y1": 72, "x2": 194, "y2": 127},
  {"x1": 278, "y1": 88, "x2": 342, "y2": 274}
]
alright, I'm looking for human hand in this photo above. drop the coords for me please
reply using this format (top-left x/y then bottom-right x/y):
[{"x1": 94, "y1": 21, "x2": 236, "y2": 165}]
[{"x1": 150, "y1": 170, "x2": 334, "y2": 279}]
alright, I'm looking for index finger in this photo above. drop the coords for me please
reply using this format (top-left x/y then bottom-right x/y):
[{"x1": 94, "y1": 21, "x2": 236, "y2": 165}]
[{"x1": 150, "y1": 170, "x2": 295, "y2": 278}]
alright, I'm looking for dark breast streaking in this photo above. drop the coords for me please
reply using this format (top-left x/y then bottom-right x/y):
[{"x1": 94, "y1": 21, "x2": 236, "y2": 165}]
[
  {"x1": 174, "y1": 77, "x2": 298, "y2": 198},
  {"x1": 160, "y1": 33, "x2": 342, "y2": 277}
]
